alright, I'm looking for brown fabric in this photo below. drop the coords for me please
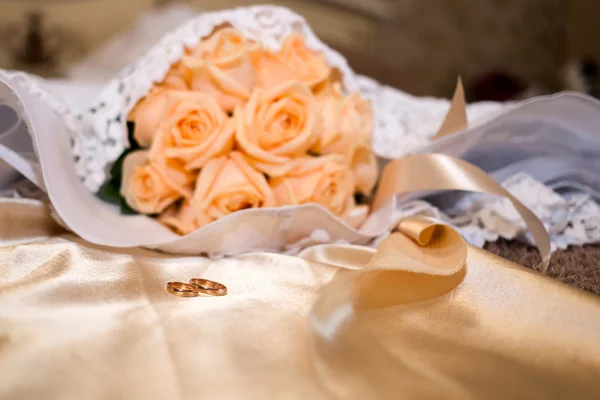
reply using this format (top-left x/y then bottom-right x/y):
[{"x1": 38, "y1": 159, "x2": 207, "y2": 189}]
[{"x1": 485, "y1": 240, "x2": 600, "y2": 295}]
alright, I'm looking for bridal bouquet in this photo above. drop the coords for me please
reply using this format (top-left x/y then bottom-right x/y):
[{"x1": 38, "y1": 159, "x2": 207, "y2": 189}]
[
  {"x1": 0, "y1": 5, "x2": 558, "y2": 258},
  {"x1": 101, "y1": 26, "x2": 377, "y2": 235}
]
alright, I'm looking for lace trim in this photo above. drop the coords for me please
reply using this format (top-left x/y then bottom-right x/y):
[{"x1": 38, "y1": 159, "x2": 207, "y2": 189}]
[{"x1": 444, "y1": 173, "x2": 600, "y2": 250}]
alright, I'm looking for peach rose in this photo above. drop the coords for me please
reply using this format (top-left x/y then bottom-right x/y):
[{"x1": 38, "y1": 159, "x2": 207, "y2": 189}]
[
  {"x1": 130, "y1": 89, "x2": 217, "y2": 147},
  {"x1": 340, "y1": 92, "x2": 377, "y2": 195},
  {"x1": 313, "y1": 95, "x2": 343, "y2": 151},
  {"x1": 190, "y1": 152, "x2": 276, "y2": 223},
  {"x1": 183, "y1": 27, "x2": 259, "y2": 112},
  {"x1": 313, "y1": 93, "x2": 378, "y2": 195},
  {"x1": 313, "y1": 78, "x2": 342, "y2": 102},
  {"x1": 235, "y1": 81, "x2": 319, "y2": 176},
  {"x1": 340, "y1": 92, "x2": 373, "y2": 145},
  {"x1": 350, "y1": 146, "x2": 378, "y2": 196},
  {"x1": 149, "y1": 93, "x2": 234, "y2": 170},
  {"x1": 161, "y1": 62, "x2": 193, "y2": 90},
  {"x1": 251, "y1": 50, "x2": 296, "y2": 90},
  {"x1": 120, "y1": 151, "x2": 193, "y2": 215},
  {"x1": 158, "y1": 201, "x2": 211, "y2": 235},
  {"x1": 278, "y1": 34, "x2": 330, "y2": 88},
  {"x1": 270, "y1": 155, "x2": 356, "y2": 218}
]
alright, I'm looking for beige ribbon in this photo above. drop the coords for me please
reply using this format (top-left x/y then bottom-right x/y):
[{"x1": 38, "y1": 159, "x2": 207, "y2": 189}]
[
  {"x1": 303, "y1": 217, "x2": 469, "y2": 399},
  {"x1": 302, "y1": 79, "x2": 553, "y2": 398},
  {"x1": 373, "y1": 153, "x2": 551, "y2": 270},
  {"x1": 303, "y1": 151, "x2": 552, "y2": 398},
  {"x1": 433, "y1": 77, "x2": 468, "y2": 139},
  {"x1": 302, "y1": 211, "x2": 564, "y2": 399}
]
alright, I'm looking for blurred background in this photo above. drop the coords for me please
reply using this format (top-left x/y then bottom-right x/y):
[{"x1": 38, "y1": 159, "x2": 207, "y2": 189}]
[{"x1": 0, "y1": 0, "x2": 597, "y2": 101}]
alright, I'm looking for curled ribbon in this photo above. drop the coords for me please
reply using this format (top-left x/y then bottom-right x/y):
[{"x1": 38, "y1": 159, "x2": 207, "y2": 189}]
[
  {"x1": 303, "y1": 217, "x2": 468, "y2": 399},
  {"x1": 373, "y1": 153, "x2": 551, "y2": 270},
  {"x1": 302, "y1": 151, "x2": 553, "y2": 399}
]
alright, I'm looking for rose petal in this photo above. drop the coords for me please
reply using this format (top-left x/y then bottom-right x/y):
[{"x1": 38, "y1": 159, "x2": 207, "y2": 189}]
[
  {"x1": 149, "y1": 96, "x2": 234, "y2": 170},
  {"x1": 252, "y1": 50, "x2": 296, "y2": 90},
  {"x1": 230, "y1": 152, "x2": 275, "y2": 207},
  {"x1": 352, "y1": 147, "x2": 378, "y2": 196},
  {"x1": 120, "y1": 150, "x2": 150, "y2": 200},
  {"x1": 193, "y1": 156, "x2": 228, "y2": 208},
  {"x1": 341, "y1": 92, "x2": 373, "y2": 145},
  {"x1": 133, "y1": 91, "x2": 170, "y2": 147},
  {"x1": 191, "y1": 153, "x2": 276, "y2": 222},
  {"x1": 184, "y1": 118, "x2": 235, "y2": 170},
  {"x1": 268, "y1": 156, "x2": 354, "y2": 217},
  {"x1": 190, "y1": 65, "x2": 250, "y2": 112},
  {"x1": 158, "y1": 201, "x2": 201, "y2": 235},
  {"x1": 120, "y1": 150, "x2": 181, "y2": 214},
  {"x1": 234, "y1": 107, "x2": 290, "y2": 165},
  {"x1": 260, "y1": 82, "x2": 319, "y2": 156},
  {"x1": 278, "y1": 34, "x2": 330, "y2": 87},
  {"x1": 235, "y1": 82, "x2": 319, "y2": 170},
  {"x1": 270, "y1": 177, "x2": 297, "y2": 206},
  {"x1": 185, "y1": 51, "x2": 253, "y2": 112},
  {"x1": 191, "y1": 27, "x2": 259, "y2": 67},
  {"x1": 152, "y1": 158, "x2": 194, "y2": 200}
]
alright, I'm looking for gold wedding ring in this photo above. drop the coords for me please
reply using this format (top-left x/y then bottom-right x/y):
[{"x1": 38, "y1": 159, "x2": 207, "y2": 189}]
[
  {"x1": 166, "y1": 279, "x2": 228, "y2": 297},
  {"x1": 189, "y1": 278, "x2": 228, "y2": 296},
  {"x1": 166, "y1": 282, "x2": 199, "y2": 298}
]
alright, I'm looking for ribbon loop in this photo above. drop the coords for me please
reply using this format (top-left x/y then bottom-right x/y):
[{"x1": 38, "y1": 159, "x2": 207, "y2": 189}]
[
  {"x1": 373, "y1": 154, "x2": 551, "y2": 271},
  {"x1": 366, "y1": 217, "x2": 467, "y2": 276},
  {"x1": 397, "y1": 216, "x2": 449, "y2": 246}
]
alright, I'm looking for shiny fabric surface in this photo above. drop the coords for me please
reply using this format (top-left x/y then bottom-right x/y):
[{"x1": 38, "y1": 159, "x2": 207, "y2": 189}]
[
  {"x1": 303, "y1": 219, "x2": 600, "y2": 399},
  {"x1": 0, "y1": 200, "x2": 335, "y2": 399},
  {"x1": 1, "y1": 199, "x2": 600, "y2": 399}
]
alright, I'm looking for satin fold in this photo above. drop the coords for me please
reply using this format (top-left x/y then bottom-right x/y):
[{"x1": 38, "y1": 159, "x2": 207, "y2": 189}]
[{"x1": 302, "y1": 217, "x2": 600, "y2": 399}]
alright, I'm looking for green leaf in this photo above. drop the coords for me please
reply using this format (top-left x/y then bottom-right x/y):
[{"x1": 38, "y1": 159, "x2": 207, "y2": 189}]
[
  {"x1": 127, "y1": 121, "x2": 141, "y2": 151},
  {"x1": 109, "y1": 151, "x2": 129, "y2": 184},
  {"x1": 110, "y1": 122, "x2": 140, "y2": 182},
  {"x1": 97, "y1": 179, "x2": 121, "y2": 205},
  {"x1": 119, "y1": 197, "x2": 139, "y2": 215},
  {"x1": 98, "y1": 122, "x2": 147, "y2": 216}
]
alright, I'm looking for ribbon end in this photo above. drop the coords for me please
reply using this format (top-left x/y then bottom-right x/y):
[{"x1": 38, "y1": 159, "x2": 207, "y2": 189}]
[{"x1": 434, "y1": 76, "x2": 468, "y2": 139}]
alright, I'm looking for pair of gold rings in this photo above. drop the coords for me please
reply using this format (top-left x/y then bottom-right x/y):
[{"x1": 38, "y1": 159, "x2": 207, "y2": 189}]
[{"x1": 166, "y1": 279, "x2": 227, "y2": 298}]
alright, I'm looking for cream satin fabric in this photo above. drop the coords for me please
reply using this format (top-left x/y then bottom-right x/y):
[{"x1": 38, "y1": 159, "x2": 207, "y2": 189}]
[
  {"x1": 1, "y1": 198, "x2": 600, "y2": 399},
  {"x1": 0, "y1": 199, "x2": 335, "y2": 399},
  {"x1": 303, "y1": 219, "x2": 600, "y2": 399}
]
